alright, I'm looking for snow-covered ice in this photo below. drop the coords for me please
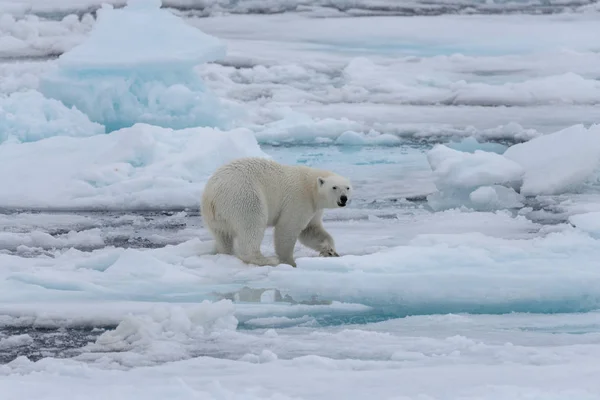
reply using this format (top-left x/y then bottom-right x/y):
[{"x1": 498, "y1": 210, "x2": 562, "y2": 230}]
[
  {"x1": 0, "y1": 123, "x2": 267, "y2": 210},
  {"x1": 2, "y1": 0, "x2": 600, "y2": 398}
]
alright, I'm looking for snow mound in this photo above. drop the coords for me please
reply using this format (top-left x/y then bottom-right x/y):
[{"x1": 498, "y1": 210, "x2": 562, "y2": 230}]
[
  {"x1": 504, "y1": 124, "x2": 600, "y2": 196},
  {"x1": 0, "y1": 123, "x2": 268, "y2": 210},
  {"x1": 38, "y1": 0, "x2": 233, "y2": 132},
  {"x1": 426, "y1": 145, "x2": 524, "y2": 211},
  {"x1": 82, "y1": 300, "x2": 237, "y2": 365},
  {"x1": 0, "y1": 90, "x2": 105, "y2": 144}
]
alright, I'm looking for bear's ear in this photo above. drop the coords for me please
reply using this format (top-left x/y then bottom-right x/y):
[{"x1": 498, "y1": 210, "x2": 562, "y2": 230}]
[{"x1": 317, "y1": 177, "x2": 325, "y2": 186}]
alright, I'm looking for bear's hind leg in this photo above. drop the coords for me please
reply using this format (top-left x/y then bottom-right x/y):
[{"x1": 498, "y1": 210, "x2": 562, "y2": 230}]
[
  {"x1": 213, "y1": 230, "x2": 234, "y2": 255},
  {"x1": 235, "y1": 213, "x2": 279, "y2": 267}
]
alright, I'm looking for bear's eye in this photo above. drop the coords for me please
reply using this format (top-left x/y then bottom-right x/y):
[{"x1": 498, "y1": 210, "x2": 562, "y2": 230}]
[
  {"x1": 346, "y1": 187, "x2": 350, "y2": 190},
  {"x1": 332, "y1": 186, "x2": 337, "y2": 190}
]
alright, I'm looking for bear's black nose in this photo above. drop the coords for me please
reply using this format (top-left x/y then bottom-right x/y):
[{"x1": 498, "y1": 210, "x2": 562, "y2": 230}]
[{"x1": 340, "y1": 195, "x2": 347, "y2": 203}]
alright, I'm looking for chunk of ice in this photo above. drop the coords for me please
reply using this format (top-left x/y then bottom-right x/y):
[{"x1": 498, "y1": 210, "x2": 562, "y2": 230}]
[
  {"x1": 504, "y1": 124, "x2": 600, "y2": 196},
  {"x1": 427, "y1": 145, "x2": 524, "y2": 190},
  {"x1": 426, "y1": 145, "x2": 524, "y2": 211},
  {"x1": 54, "y1": 0, "x2": 225, "y2": 72},
  {"x1": 469, "y1": 185, "x2": 524, "y2": 210},
  {"x1": 83, "y1": 300, "x2": 238, "y2": 364},
  {"x1": 38, "y1": 0, "x2": 233, "y2": 132},
  {"x1": 0, "y1": 90, "x2": 104, "y2": 144}
]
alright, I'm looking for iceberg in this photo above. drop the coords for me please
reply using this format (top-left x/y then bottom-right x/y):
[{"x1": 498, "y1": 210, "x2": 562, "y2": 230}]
[{"x1": 38, "y1": 0, "x2": 233, "y2": 132}]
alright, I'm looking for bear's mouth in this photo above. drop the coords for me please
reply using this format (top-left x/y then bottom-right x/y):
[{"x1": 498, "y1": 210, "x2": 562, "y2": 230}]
[{"x1": 337, "y1": 201, "x2": 346, "y2": 207}]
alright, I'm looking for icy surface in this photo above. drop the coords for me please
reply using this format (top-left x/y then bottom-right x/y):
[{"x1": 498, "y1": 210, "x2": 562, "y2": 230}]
[
  {"x1": 0, "y1": 123, "x2": 267, "y2": 210},
  {"x1": 1, "y1": 219, "x2": 599, "y2": 313},
  {"x1": 2, "y1": 219, "x2": 600, "y2": 396},
  {"x1": 38, "y1": 0, "x2": 232, "y2": 132}
]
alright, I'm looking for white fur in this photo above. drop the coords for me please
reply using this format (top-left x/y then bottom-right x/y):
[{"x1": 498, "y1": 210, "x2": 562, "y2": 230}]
[{"x1": 201, "y1": 157, "x2": 352, "y2": 267}]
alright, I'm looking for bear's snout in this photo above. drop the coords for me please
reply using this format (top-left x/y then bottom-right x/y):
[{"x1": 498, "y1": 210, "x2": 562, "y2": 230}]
[{"x1": 338, "y1": 195, "x2": 348, "y2": 207}]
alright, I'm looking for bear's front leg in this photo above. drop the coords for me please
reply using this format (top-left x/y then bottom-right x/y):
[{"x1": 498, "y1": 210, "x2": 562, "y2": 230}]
[
  {"x1": 298, "y1": 212, "x2": 339, "y2": 258},
  {"x1": 319, "y1": 248, "x2": 340, "y2": 257}
]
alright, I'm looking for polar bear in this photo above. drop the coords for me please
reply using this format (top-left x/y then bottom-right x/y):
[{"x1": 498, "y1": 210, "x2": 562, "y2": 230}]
[{"x1": 201, "y1": 157, "x2": 352, "y2": 267}]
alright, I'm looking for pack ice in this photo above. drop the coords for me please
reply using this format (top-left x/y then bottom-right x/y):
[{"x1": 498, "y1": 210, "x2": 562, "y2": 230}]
[
  {"x1": 38, "y1": 0, "x2": 233, "y2": 132},
  {"x1": 0, "y1": 0, "x2": 269, "y2": 210},
  {"x1": 427, "y1": 124, "x2": 600, "y2": 210},
  {"x1": 2, "y1": 2, "x2": 600, "y2": 398}
]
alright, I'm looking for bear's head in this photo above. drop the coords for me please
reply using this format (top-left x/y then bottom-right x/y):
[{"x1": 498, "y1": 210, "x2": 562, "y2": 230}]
[{"x1": 317, "y1": 175, "x2": 352, "y2": 209}]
